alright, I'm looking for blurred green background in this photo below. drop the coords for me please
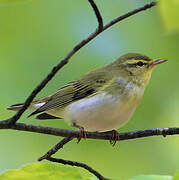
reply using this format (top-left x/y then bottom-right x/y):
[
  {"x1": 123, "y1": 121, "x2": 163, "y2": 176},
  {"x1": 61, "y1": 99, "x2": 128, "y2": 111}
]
[{"x1": 0, "y1": 0, "x2": 179, "y2": 179}]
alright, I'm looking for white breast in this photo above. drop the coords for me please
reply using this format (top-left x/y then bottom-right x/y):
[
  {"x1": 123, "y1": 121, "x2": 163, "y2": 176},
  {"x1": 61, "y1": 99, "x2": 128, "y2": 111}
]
[{"x1": 64, "y1": 89, "x2": 143, "y2": 132}]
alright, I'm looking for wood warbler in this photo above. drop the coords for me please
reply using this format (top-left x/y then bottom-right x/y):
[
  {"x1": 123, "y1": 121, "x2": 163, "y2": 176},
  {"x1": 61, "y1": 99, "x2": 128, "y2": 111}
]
[{"x1": 7, "y1": 53, "x2": 167, "y2": 135}]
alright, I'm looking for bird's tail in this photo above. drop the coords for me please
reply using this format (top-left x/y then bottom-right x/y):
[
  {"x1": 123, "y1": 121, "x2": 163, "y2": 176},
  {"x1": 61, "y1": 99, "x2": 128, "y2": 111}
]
[{"x1": 7, "y1": 97, "x2": 50, "y2": 112}]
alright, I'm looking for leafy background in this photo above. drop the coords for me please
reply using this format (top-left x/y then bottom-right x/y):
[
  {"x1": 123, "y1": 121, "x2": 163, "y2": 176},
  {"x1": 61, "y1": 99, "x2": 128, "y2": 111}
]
[
  {"x1": 0, "y1": 163, "x2": 97, "y2": 180},
  {"x1": 0, "y1": 0, "x2": 179, "y2": 179},
  {"x1": 0, "y1": 163, "x2": 175, "y2": 180}
]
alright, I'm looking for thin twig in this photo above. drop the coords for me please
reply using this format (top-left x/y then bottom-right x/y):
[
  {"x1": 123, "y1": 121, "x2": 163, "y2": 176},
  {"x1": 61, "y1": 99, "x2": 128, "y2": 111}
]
[
  {"x1": 38, "y1": 137, "x2": 109, "y2": 179},
  {"x1": 46, "y1": 157, "x2": 111, "y2": 180},
  {"x1": 103, "y1": 2, "x2": 156, "y2": 31},
  {"x1": 38, "y1": 137, "x2": 73, "y2": 161},
  {"x1": 0, "y1": 121, "x2": 178, "y2": 141},
  {"x1": 6, "y1": 1, "x2": 156, "y2": 125},
  {"x1": 88, "y1": 0, "x2": 103, "y2": 31}
]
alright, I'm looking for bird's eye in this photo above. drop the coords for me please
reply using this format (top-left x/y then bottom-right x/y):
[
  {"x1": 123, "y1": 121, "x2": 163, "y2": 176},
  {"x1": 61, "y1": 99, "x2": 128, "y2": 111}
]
[{"x1": 136, "y1": 61, "x2": 144, "y2": 67}]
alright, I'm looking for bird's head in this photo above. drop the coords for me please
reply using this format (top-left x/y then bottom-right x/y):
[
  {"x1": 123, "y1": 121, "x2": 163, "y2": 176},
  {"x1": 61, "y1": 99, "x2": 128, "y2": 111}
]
[{"x1": 110, "y1": 53, "x2": 167, "y2": 87}]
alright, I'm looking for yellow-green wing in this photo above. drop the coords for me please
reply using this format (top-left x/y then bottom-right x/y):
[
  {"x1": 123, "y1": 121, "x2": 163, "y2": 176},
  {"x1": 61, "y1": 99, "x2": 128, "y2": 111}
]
[{"x1": 29, "y1": 71, "x2": 110, "y2": 116}]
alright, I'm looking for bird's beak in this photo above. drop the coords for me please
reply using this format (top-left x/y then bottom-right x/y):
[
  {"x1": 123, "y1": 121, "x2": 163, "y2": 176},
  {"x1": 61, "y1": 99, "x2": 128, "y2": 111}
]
[{"x1": 151, "y1": 59, "x2": 168, "y2": 67}]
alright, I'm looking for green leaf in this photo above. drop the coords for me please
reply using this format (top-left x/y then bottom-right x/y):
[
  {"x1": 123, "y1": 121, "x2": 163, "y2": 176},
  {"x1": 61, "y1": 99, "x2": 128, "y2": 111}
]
[
  {"x1": 172, "y1": 171, "x2": 179, "y2": 180},
  {"x1": 158, "y1": 0, "x2": 179, "y2": 32},
  {"x1": 127, "y1": 175, "x2": 172, "y2": 180},
  {"x1": 0, "y1": 162, "x2": 97, "y2": 180}
]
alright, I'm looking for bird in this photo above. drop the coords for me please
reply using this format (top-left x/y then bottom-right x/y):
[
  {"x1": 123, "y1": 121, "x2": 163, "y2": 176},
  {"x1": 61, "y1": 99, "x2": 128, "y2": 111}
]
[{"x1": 7, "y1": 53, "x2": 167, "y2": 144}]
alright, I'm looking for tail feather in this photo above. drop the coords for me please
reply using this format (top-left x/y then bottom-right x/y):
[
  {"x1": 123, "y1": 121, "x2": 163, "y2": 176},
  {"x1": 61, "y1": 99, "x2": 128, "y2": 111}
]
[
  {"x1": 36, "y1": 113, "x2": 61, "y2": 120},
  {"x1": 27, "y1": 108, "x2": 44, "y2": 118},
  {"x1": 7, "y1": 103, "x2": 24, "y2": 111},
  {"x1": 7, "y1": 97, "x2": 50, "y2": 112}
]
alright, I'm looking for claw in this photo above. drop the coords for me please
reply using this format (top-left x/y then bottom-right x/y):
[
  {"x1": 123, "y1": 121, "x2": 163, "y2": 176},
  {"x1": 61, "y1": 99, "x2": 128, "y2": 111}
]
[
  {"x1": 109, "y1": 130, "x2": 120, "y2": 146},
  {"x1": 72, "y1": 122, "x2": 87, "y2": 143},
  {"x1": 77, "y1": 127, "x2": 87, "y2": 143}
]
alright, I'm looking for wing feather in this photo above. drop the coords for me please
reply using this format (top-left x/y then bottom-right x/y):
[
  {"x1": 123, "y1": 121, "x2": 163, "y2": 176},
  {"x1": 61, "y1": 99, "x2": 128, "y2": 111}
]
[{"x1": 29, "y1": 70, "x2": 110, "y2": 117}]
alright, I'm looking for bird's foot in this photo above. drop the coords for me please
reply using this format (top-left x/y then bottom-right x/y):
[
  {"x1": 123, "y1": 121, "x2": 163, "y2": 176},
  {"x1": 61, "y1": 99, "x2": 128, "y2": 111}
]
[
  {"x1": 77, "y1": 126, "x2": 87, "y2": 143},
  {"x1": 72, "y1": 123, "x2": 87, "y2": 143},
  {"x1": 109, "y1": 130, "x2": 120, "y2": 146}
]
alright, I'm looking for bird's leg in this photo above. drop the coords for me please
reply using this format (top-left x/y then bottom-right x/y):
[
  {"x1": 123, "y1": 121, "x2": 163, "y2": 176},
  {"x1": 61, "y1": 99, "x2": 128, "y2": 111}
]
[
  {"x1": 72, "y1": 123, "x2": 87, "y2": 143},
  {"x1": 109, "y1": 130, "x2": 120, "y2": 146}
]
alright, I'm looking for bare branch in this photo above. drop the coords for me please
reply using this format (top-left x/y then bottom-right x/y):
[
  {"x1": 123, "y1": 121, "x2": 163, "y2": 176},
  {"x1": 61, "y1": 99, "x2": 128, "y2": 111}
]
[
  {"x1": 0, "y1": 120, "x2": 176, "y2": 180},
  {"x1": 38, "y1": 137, "x2": 73, "y2": 161},
  {"x1": 38, "y1": 137, "x2": 110, "y2": 179},
  {"x1": 6, "y1": 1, "x2": 156, "y2": 125},
  {"x1": 0, "y1": 121, "x2": 178, "y2": 141},
  {"x1": 103, "y1": 2, "x2": 156, "y2": 31},
  {"x1": 88, "y1": 0, "x2": 103, "y2": 31},
  {"x1": 46, "y1": 157, "x2": 111, "y2": 180}
]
